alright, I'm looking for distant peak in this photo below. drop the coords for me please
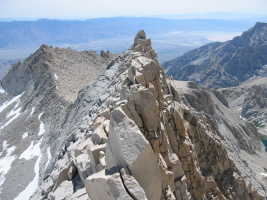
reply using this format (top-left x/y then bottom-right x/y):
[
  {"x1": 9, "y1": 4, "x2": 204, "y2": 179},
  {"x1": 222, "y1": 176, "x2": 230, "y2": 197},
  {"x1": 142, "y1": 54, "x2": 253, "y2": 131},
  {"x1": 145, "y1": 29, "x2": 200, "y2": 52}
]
[
  {"x1": 135, "y1": 30, "x2": 146, "y2": 40},
  {"x1": 248, "y1": 22, "x2": 267, "y2": 33},
  {"x1": 39, "y1": 44, "x2": 50, "y2": 51},
  {"x1": 40, "y1": 44, "x2": 49, "y2": 48},
  {"x1": 254, "y1": 22, "x2": 267, "y2": 27},
  {"x1": 134, "y1": 30, "x2": 146, "y2": 46}
]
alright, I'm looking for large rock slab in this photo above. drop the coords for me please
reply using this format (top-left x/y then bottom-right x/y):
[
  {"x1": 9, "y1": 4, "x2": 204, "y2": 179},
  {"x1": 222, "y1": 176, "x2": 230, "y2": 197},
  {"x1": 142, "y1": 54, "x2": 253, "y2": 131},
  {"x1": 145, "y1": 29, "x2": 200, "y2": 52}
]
[
  {"x1": 49, "y1": 180, "x2": 74, "y2": 200},
  {"x1": 131, "y1": 86, "x2": 160, "y2": 131},
  {"x1": 120, "y1": 168, "x2": 147, "y2": 200},
  {"x1": 106, "y1": 107, "x2": 162, "y2": 200},
  {"x1": 85, "y1": 169, "x2": 132, "y2": 200}
]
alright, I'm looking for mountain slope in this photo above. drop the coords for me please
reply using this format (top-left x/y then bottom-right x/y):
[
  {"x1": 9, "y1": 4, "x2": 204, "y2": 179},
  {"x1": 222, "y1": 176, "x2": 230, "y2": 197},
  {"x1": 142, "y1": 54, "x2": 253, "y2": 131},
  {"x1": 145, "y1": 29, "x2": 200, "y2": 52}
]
[
  {"x1": 0, "y1": 46, "x2": 113, "y2": 200},
  {"x1": 162, "y1": 22, "x2": 267, "y2": 89}
]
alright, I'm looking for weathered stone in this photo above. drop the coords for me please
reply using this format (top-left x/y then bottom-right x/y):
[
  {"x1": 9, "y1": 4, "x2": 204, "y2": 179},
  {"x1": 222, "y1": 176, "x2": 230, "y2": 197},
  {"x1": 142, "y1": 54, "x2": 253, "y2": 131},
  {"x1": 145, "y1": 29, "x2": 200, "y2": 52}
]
[
  {"x1": 131, "y1": 87, "x2": 160, "y2": 131},
  {"x1": 158, "y1": 154, "x2": 175, "y2": 192},
  {"x1": 103, "y1": 120, "x2": 110, "y2": 135},
  {"x1": 165, "y1": 152, "x2": 184, "y2": 179},
  {"x1": 99, "y1": 151, "x2": 106, "y2": 167},
  {"x1": 98, "y1": 108, "x2": 111, "y2": 120},
  {"x1": 91, "y1": 124, "x2": 107, "y2": 144},
  {"x1": 29, "y1": 176, "x2": 54, "y2": 200},
  {"x1": 85, "y1": 169, "x2": 132, "y2": 200},
  {"x1": 93, "y1": 116, "x2": 106, "y2": 130},
  {"x1": 126, "y1": 100, "x2": 143, "y2": 128},
  {"x1": 74, "y1": 138, "x2": 94, "y2": 157},
  {"x1": 134, "y1": 30, "x2": 146, "y2": 46},
  {"x1": 49, "y1": 180, "x2": 74, "y2": 200},
  {"x1": 87, "y1": 144, "x2": 106, "y2": 173},
  {"x1": 106, "y1": 107, "x2": 162, "y2": 200},
  {"x1": 120, "y1": 168, "x2": 147, "y2": 200},
  {"x1": 50, "y1": 154, "x2": 76, "y2": 191},
  {"x1": 69, "y1": 188, "x2": 89, "y2": 200},
  {"x1": 75, "y1": 153, "x2": 94, "y2": 184},
  {"x1": 173, "y1": 102, "x2": 186, "y2": 137},
  {"x1": 135, "y1": 70, "x2": 147, "y2": 86},
  {"x1": 96, "y1": 151, "x2": 106, "y2": 172}
]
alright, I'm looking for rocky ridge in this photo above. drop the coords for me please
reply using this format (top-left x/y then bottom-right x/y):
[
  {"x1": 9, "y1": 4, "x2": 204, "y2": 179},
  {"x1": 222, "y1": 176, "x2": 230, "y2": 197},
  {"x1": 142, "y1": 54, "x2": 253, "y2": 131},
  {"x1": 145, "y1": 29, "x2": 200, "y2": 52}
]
[
  {"x1": 1, "y1": 45, "x2": 116, "y2": 102},
  {"x1": 162, "y1": 22, "x2": 267, "y2": 89},
  {"x1": 0, "y1": 46, "x2": 114, "y2": 200},
  {"x1": 27, "y1": 31, "x2": 267, "y2": 200}
]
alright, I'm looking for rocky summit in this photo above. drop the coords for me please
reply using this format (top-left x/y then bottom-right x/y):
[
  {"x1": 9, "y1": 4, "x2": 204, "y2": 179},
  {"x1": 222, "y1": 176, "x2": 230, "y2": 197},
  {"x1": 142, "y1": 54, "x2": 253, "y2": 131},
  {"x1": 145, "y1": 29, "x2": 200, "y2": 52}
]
[
  {"x1": 0, "y1": 31, "x2": 267, "y2": 200},
  {"x1": 162, "y1": 22, "x2": 267, "y2": 89}
]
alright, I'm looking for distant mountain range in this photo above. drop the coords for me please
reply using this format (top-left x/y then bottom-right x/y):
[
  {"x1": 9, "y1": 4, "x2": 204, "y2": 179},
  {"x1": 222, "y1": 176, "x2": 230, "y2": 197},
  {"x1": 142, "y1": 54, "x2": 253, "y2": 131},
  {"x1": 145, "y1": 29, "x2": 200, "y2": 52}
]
[
  {"x1": 163, "y1": 22, "x2": 267, "y2": 88},
  {"x1": 0, "y1": 17, "x2": 263, "y2": 80},
  {"x1": 0, "y1": 17, "x2": 261, "y2": 80},
  {"x1": 0, "y1": 18, "x2": 255, "y2": 49}
]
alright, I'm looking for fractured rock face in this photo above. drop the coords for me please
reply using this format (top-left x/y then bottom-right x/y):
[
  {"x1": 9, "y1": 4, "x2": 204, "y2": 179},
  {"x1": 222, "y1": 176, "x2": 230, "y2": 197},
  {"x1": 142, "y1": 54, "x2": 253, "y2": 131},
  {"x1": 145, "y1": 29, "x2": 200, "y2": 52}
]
[
  {"x1": 85, "y1": 169, "x2": 133, "y2": 200},
  {"x1": 106, "y1": 107, "x2": 162, "y2": 200}
]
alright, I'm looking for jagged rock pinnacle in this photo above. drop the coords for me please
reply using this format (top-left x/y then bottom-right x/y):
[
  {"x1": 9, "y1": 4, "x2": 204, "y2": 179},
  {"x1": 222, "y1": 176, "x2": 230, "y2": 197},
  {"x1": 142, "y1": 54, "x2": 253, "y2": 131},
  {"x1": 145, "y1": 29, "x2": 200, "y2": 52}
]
[
  {"x1": 135, "y1": 30, "x2": 146, "y2": 40},
  {"x1": 134, "y1": 30, "x2": 146, "y2": 46}
]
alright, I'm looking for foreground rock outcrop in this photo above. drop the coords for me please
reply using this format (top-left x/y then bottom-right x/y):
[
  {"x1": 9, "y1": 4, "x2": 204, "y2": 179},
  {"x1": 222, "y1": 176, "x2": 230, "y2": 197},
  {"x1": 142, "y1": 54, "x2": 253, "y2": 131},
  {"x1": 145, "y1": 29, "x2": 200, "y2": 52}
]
[{"x1": 27, "y1": 31, "x2": 267, "y2": 200}]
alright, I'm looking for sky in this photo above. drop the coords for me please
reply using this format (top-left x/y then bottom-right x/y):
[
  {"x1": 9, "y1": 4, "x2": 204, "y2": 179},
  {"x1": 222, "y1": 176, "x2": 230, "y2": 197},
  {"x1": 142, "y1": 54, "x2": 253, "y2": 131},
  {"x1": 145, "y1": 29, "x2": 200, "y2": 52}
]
[{"x1": 0, "y1": 0, "x2": 267, "y2": 20}]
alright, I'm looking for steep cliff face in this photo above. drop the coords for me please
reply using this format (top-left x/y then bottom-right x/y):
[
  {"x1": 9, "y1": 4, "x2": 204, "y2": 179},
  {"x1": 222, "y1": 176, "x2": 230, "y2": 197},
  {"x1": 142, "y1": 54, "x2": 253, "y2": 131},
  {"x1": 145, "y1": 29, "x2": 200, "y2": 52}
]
[
  {"x1": 162, "y1": 22, "x2": 267, "y2": 89},
  {"x1": 0, "y1": 46, "x2": 114, "y2": 200},
  {"x1": 27, "y1": 31, "x2": 267, "y2": 200}
]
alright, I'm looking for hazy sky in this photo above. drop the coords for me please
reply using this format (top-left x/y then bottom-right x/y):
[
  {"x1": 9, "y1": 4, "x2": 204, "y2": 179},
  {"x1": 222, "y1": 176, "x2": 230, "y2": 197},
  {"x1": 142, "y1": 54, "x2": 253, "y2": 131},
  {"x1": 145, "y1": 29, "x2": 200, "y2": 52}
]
[{"x1": 0, "y1": 0, "x2": 267, "y2": 19}]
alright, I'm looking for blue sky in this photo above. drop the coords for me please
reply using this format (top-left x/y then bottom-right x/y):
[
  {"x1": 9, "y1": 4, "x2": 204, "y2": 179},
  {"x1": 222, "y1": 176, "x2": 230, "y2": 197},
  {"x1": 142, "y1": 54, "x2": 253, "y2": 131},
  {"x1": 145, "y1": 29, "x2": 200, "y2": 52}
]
[{"x1": 0, "y1": 0, "x2": 267, "y2": 19}]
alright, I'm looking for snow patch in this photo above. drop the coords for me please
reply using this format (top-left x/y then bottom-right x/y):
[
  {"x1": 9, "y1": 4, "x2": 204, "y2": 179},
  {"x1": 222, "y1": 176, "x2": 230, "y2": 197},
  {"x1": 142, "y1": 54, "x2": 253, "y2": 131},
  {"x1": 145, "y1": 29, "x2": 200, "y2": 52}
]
[
  {"x1": 19, "y1": 139, "x2": 42, "y2": 160},
  {"x1": 14, "y1": 101, "x2": 19, "y2": 109},
  {"x1": 22, "y1": 132, "x2": 29, "y2": 139},
  {"x1": 0, "y1": 108, "x2": 22, "y2": 130},
  {"x1": 38, "y1": 113, "x2": 45, "y2": 136},
  {"x1": 0, "y1": 106, "x2": 22, "y2": 129},
  {"x1": 27, "y1": 107, "x2": 35, "y2": 119},
  {"x1": 54, "y1": 73, "x2": 59, "y2": 80},
  {"x1": 260, "y1": 173, "x2": 267, "y2": 177},
  {"x1": 0, "y1": 141, "x2": 16, "y2": 193},
  {"x1": 45, "y1": 147, "x2": 51, "y2": 169},
  {"x1": 38, "y1": 113, "x2": 43, "y2": 120},
  {"x1": 7, "y1": 101, "x2": 21, "y2": 118},
  {"x1": 0, "y1": 87, "x2": 7, "y2": 94},
  {"x1": 15, "y1": 138, "x2": 43, "y2": 200},
  {"x1": 0, "y1": 92, "x2": 23, "y2": 113},
  {"x1": 239, "y1": 115, "x2": 246, "y2": 121}
]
